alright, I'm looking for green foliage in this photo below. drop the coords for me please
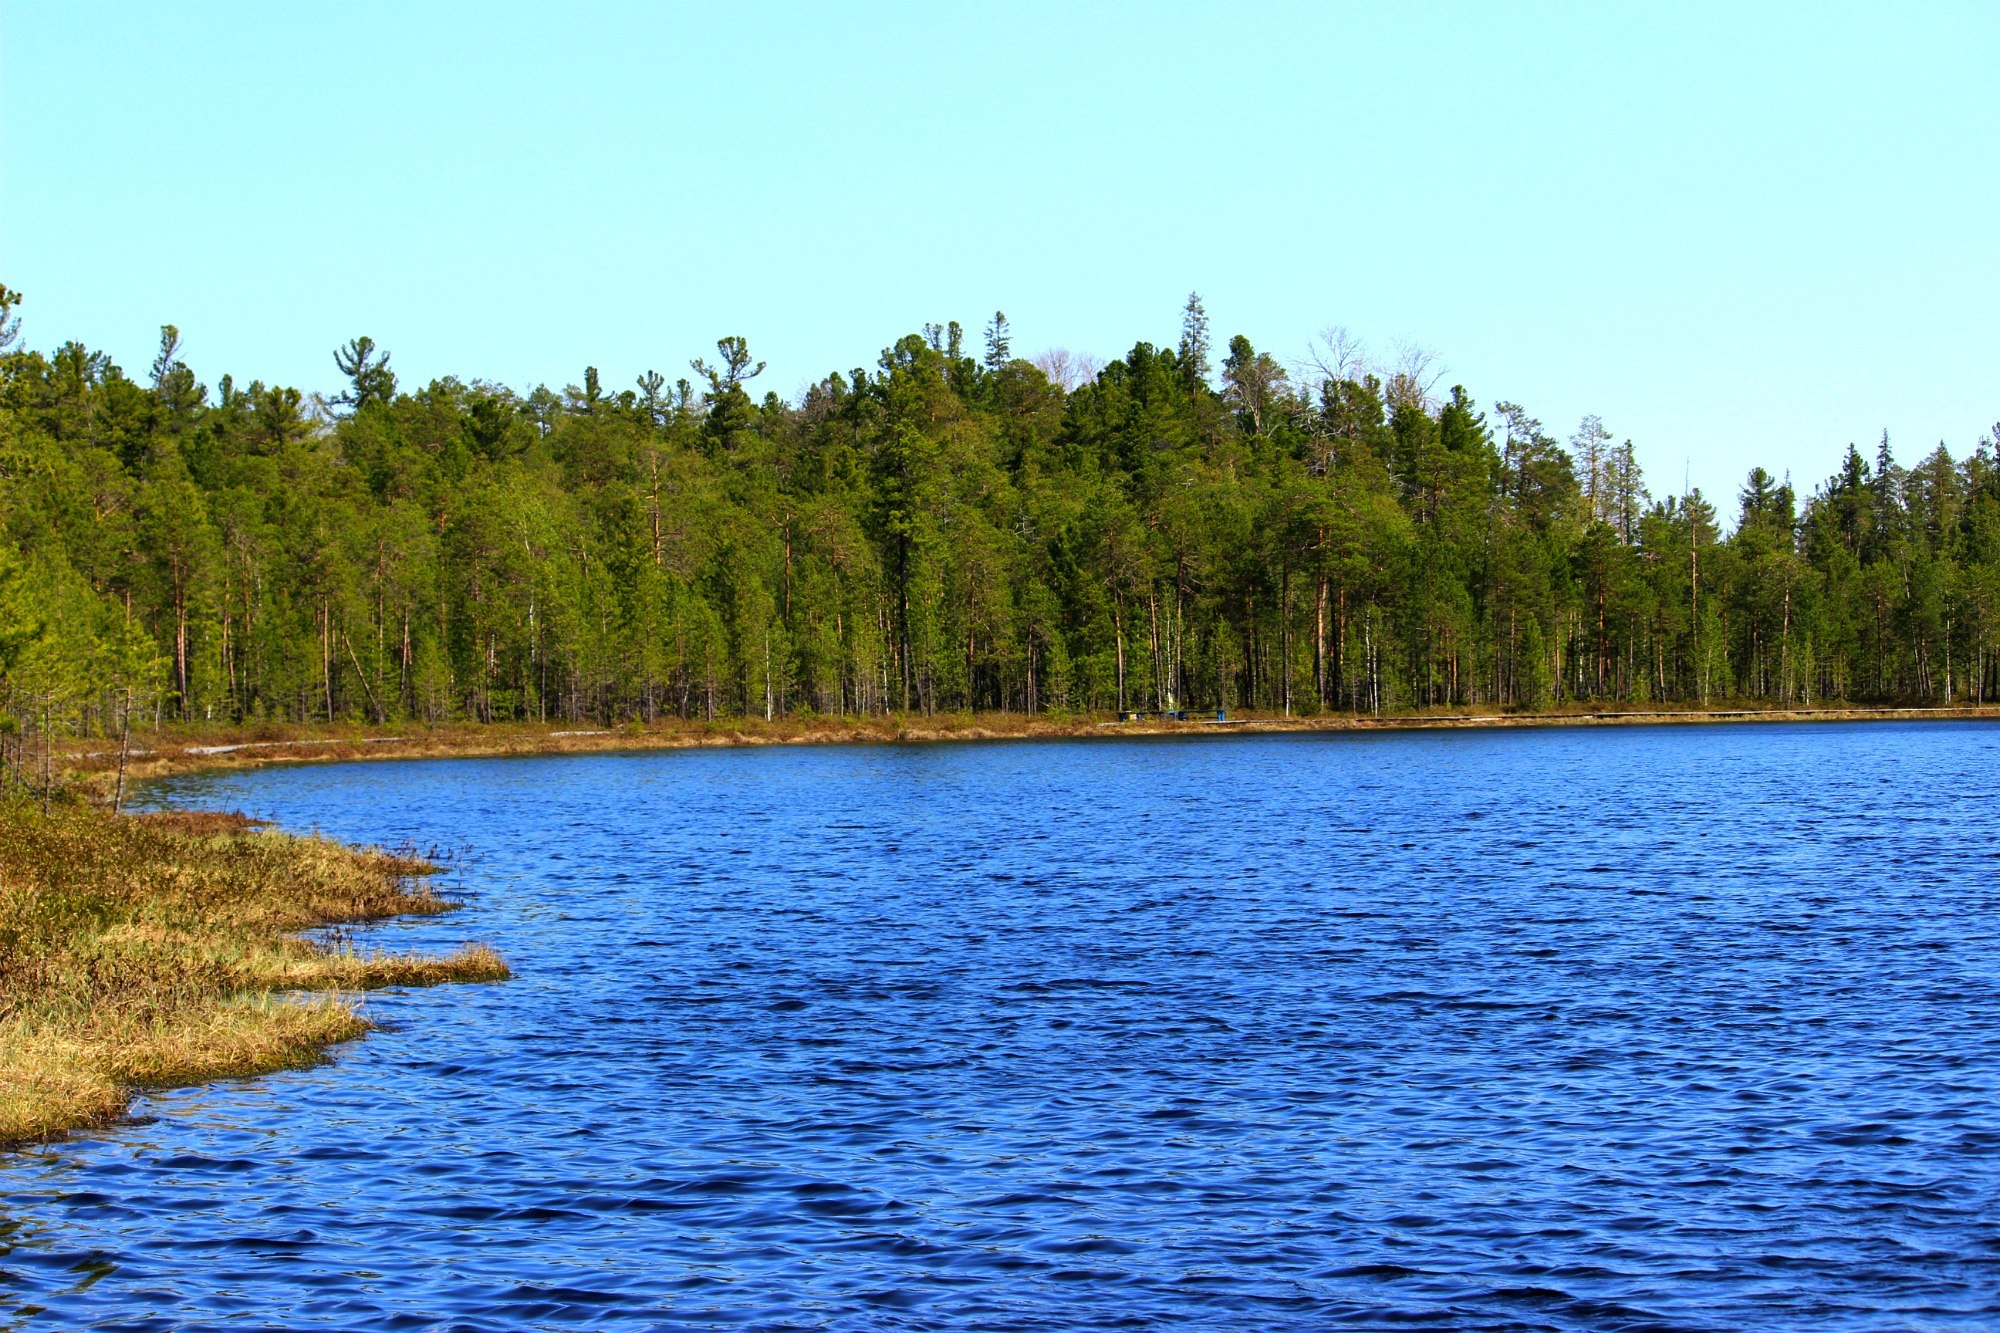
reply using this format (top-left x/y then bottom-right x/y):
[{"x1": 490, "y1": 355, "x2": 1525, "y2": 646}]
[
  {"x1": 333, "y1": 336, "x2": 396, "y2": 412},
  {"x1": 4, "y1": 286, "x2": 1999, "y2": 741}
]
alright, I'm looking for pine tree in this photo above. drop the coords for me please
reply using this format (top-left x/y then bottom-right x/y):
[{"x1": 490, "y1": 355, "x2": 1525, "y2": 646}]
[
  {"x1": 333, "y1": 336, "x2": 397, "y2": 411},
  {"x1": 1178, "y1": 293, "x2": 1210, "y2": 390},
  {"x1": 983, "y1": 312, "x2": 1011, "y2": 370}
]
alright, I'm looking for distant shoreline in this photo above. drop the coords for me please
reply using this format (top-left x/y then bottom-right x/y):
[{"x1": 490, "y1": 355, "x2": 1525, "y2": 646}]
[{"x1": 57, "y1": 703, "x2": 2000, "y2": 791}]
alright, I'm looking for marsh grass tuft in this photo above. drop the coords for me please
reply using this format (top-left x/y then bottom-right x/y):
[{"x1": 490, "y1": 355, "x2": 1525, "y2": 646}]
[{"x1": 0, "y1": 798, "x2": 507, "y2": 1147}]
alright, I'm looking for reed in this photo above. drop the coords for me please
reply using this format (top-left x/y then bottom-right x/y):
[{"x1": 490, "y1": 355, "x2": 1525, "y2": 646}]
[{"x1": 0, "y1": 799, "x2": 507, "y2": 1146}]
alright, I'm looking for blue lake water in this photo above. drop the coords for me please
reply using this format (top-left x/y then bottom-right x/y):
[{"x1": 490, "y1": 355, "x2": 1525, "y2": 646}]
[{"x1": 7, "y1": 723, "x2": 2000, "y2": 1330}]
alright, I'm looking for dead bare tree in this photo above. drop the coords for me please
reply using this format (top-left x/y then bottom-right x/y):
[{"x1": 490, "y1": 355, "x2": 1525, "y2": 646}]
[
  {"x1": 1386, "y1": 340, "x2": 1446, "y2": 412},
  {"x1": 1033, "y1": 348, "x2": 1102, "y2": 392},
  {"x1": 1298, "y1": 324, "x2": 1369, "y2": 388}
]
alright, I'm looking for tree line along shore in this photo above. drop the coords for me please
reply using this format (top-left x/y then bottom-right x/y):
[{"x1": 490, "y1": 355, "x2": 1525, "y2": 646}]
[{"x1": 5, "y1": 284, "x2": 1999, "y2": 772}]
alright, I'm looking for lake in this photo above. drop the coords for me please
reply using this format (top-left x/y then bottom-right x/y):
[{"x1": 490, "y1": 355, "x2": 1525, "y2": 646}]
[{"x1": 7, "y1": 723, "x2": 2000, "y2": 1330}]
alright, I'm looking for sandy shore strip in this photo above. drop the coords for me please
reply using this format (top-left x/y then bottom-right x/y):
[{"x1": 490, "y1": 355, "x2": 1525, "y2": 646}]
[{"x1": 48, "y1": 703, "x2": 2000, "y2": 790}]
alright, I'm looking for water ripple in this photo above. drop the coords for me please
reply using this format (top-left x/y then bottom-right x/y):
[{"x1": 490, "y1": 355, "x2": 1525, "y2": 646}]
[{"x1": 6, "y1": 723, "x2": 2000, "y2": 1329}]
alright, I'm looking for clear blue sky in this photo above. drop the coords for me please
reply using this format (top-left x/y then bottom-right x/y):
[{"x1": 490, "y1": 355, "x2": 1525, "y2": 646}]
[{"x1": 3, "y1": 1, "x2": 1994, "y2": 506}]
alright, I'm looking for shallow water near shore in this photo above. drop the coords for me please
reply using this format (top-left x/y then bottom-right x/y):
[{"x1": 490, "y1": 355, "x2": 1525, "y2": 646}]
[{"x1": 8, "y1": 722, "x2": 2000, "y2": 1330}]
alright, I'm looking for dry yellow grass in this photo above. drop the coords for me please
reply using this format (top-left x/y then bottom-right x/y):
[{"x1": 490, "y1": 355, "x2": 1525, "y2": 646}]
[{"x1": 0, "y1": 799, "x2": 507, "y2": 1146}]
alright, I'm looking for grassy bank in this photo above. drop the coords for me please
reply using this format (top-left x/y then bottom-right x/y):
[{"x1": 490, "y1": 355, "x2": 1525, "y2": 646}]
[{"x1": 0, "y1": 801, "x2": 507, "y2": 1147}]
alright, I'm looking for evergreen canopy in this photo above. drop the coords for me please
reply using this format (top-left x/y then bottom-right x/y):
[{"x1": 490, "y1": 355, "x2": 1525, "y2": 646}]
[{"x1": 4, "y1": 284, "x2": 1998, "y2": 745}]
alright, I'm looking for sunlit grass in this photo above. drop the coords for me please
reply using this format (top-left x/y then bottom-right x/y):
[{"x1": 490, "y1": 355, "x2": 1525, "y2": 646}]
[{"x1": 0, "y1": 800, "x2": 507, "y2": 1146}]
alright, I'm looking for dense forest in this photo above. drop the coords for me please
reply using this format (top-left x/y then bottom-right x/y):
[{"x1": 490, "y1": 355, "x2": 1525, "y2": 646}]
[{"x1": 3, "y1": 280, "x2": 1998, "y2": 756}]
